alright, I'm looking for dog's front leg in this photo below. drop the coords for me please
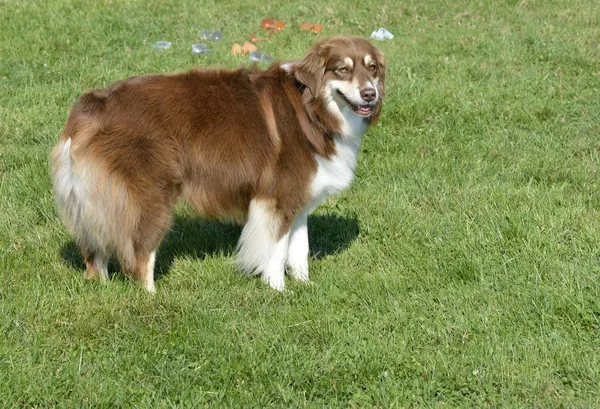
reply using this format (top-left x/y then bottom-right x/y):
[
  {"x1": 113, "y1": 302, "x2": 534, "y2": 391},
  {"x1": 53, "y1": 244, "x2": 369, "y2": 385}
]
[
  {"x1": 260, "y1": 230, "x2": 290, "y2": 291},
  {"x1": 287, "y1": 211, "x2": 310, "y2": 282},
  {"x1": 236, "y1": 199, "x2": 290, "y2": 291}
]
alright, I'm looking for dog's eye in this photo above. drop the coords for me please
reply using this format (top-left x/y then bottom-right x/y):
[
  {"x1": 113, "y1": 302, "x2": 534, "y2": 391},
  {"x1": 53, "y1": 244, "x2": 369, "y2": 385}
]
[
  {"x1": 369, "y1": 64, "x2": 377, "y2": 72},
  {"x1": 337, "y1": 67, "x2": 350, "y2": 74}
]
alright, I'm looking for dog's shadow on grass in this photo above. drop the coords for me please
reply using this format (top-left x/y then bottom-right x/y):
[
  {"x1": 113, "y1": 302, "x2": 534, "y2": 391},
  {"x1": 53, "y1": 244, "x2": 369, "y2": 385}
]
[{"x1": 60, "y1": 214, "x2": 359, "y2": 280}]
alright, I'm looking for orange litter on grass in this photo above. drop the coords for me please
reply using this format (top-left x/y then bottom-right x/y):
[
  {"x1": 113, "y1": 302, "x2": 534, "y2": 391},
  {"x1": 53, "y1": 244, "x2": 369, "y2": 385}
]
[
  {"x1": 261, "y1": 18, "x2": 274, "y2": 30},
  {"x1": 242, "y1": 41, "x2": 257, "y2": 54},
  {"x1": 273, "y1": 21, "x2": 286, "y2": 31},
  {"x1": 299, "y1": 23, "x2": 322, "y2": 33},
  {"x1": 261, "y1": 18, "x2": 286, "y2": 33},
  {"x1": 249, "y1": 31, "x2": 269, "y2": 43},
  {"x1": 231, "y1": 43, "x2": 243, "y2": 56}
]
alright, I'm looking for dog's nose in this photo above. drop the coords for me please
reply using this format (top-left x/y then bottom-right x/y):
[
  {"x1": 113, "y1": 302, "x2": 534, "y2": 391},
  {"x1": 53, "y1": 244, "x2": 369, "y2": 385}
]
[{"x1": 360, "y1": 87, "x2": 376, "y2": 102}]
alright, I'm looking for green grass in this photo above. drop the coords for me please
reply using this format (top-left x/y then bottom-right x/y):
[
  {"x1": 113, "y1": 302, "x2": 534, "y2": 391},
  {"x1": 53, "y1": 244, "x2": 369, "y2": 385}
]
[{"x1": 2, "y1": 0, "x2": 600, "y2": 406}]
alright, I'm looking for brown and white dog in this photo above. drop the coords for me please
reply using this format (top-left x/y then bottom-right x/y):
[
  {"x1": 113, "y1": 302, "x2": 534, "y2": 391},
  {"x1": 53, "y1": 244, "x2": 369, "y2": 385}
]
[{"x1": 51, "y1": 36, "x2": 385, "y2": 292}]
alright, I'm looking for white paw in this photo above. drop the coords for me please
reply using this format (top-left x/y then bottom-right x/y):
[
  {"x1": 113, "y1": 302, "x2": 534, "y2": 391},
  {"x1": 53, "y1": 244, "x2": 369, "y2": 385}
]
[
  {"x1": 288, "y1": 259, "x2": 310, "y2": 282},
  {"x1": 145, "y1": 281, "x2": 156, "y2": 294},
  {"x1": 289, "y1": 268, "x2": 310, "y2": 282},
  {"x1": 262, "y1": 274, "x2": 285, "y2": 292}
]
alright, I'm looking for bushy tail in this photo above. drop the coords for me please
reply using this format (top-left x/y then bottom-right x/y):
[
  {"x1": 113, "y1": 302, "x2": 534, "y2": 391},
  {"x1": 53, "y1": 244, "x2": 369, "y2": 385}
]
[{"x1": 50, "y1": 136, "x2": 136, "y2": 269}]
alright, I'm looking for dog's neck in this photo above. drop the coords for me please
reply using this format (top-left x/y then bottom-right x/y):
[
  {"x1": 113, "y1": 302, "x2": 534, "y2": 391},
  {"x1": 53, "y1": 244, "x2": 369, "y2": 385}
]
[
  {"x1": 301, "y1": 88, "x2": 369, "y2": 156},
  {"x1": 328, "y1": 98, "x2": 368, "y2": 141}
]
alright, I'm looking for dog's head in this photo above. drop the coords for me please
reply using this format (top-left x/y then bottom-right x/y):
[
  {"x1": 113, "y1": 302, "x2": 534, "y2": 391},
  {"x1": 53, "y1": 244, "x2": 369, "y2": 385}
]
[{"x1": 293, "y1": 36, "x2": 386, "y2": 125}]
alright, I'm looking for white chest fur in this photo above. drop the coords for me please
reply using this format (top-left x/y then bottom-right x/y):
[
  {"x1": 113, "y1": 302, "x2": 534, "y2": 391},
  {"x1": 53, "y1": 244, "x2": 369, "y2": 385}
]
[{"x1": 309, "y1": 105, "x2": 367, "y2": 210}]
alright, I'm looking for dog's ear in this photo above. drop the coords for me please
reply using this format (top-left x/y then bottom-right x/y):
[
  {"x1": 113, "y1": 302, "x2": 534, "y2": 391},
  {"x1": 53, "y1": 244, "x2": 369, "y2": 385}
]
[
  {"x1": 293, "y1": 45, "x2": 326, "y2": 98},
  {"x1": 370, "y1": 49, "x2": 386, "y2": 126}
]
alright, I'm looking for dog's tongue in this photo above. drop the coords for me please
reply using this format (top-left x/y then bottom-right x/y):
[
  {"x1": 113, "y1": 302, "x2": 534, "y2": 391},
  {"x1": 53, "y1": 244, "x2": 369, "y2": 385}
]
[{"x1": 357, "y1": 105, "x2": 372, "y2": 115}]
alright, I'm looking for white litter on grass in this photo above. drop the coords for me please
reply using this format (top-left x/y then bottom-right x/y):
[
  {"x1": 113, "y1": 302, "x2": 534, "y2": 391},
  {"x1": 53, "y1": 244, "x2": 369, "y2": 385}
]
[
  {"x1": 209, "y1": 30, "x2": 222, "y2": 41},
  {"x1": 249, "y1": 51, "x2": 273, "y2": 63},
  {"x1": 370, "y1": 27, "x2": 394, "y2": 40},
  {"x1": 152, "y1": 41, "x2": 172, "y2": 49},
  {"x1": 199, "y1": 29, "x2": 222, "y2": 41},
  {"x1": 192, "y1": 44, "x2": 214, "y2": 55}
]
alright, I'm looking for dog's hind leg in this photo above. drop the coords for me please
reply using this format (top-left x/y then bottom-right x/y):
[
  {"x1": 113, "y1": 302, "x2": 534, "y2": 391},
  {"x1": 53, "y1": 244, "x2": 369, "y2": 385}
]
[
  {"x1": 82, "y1": 248, "x2": 109, "y2": 281},
  {"x1": 125, "y1": 249, "x2": 157, "y2": 293},
  {"x1": 120, "y1": 190, "x2": 175, "y2": 293},
  {"x1": 236, "y1": 199, "x2": 292, "y2": 292}
]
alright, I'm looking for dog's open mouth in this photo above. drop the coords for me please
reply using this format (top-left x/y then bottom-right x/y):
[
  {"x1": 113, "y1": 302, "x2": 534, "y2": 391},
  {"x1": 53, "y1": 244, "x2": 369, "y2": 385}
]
[{"x1": 337, "y1": 90, "x2": 373, "y2": 117}]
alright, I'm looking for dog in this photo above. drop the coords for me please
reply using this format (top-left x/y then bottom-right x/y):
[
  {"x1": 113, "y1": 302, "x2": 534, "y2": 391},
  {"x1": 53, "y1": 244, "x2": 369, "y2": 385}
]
[{"x1": 50, "y1": 36, "x2": 386, "y2": 292}]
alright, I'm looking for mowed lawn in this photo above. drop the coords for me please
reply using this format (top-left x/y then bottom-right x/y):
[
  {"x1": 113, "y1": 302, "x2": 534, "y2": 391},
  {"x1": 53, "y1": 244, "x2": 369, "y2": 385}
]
[{"x1": 1, "y1": 0, "x2": 600, "y2": 406}]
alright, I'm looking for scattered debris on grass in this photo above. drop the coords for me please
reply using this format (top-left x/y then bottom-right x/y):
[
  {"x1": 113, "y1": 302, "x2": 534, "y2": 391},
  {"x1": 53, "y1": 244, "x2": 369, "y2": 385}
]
[
  {"x1": 299, "y1": 23, "x2": 322, "y2": 33},
  {"x1": 261, "y1": 18, "x2": 286, "y2": 37},
  {"x1": 231, "y1": 43, "x2": 243, "y2": 56},
  {"x1": 370, "y1": 27, "x2": 393, "y2": 40},
  {"x1": 155, "y1": 18, "x2": 324, "y2": 60},
  {"x1": 261, "y1": 18, "x2": 274, "y2": 30},
  {"x1": 191, "y1": 44, "x2": 213, "y2": 55},
  {"x1": 274, "y1": 21, "x2": 286, "y2": 32},
  {"x1": 231, "y1": 41, "x2": 258, "y2": 56},
  {"x1": 152, "y1": 41, "x2": 172, "y2": 49},
  {"x1": 454, "y1": 11, "x2": 470, "y2": 20},
  {"x1": 199, "y1": 29, "x2": 222, "y2": 41},
  {"x1": 249, "y1": 51, "x2": 273, "y2": 63},
  {"x1": 242, "y1": 41, "x2": 257, "y2": 55},
  {"x1": 209, "y1": 30, "x2": 222, "y2": 41}
]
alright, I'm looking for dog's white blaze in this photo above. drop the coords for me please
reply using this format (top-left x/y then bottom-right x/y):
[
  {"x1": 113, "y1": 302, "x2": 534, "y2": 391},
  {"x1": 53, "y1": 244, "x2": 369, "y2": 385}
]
[
  {"x1": 236, "y1": 200, "x2": 288, "y2": 291},
  {"x1": 367, "y1": 80, "x2": 379, "y2": 101},
  {"x1": 145, "y1": 251, "x2": 156, "y2": 293},
  {"x1": 287, "y1": 211, "x2": 310, "y2": 281}
]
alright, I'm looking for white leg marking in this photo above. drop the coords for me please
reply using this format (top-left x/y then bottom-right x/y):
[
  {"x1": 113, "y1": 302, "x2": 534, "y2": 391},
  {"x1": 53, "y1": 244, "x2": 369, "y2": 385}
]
[
  {"x1": 287, "y1": 212, "x2": 310, "y2": 281},
  {"x1": 236, "y1": 200, "x2": 277, "y2": 274},
  {"x1": 261, "y1": 231, "x2": 289, "y2": 292},
  {"x1": 145, "y1": 251, "x2": 156, "y2": 293},
  {"x1": 236, "y1": 200, "x2": 289, "y2": 291},
  {"x1": 94, "y1": 252, "x2": 109, "y2": 281}
]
